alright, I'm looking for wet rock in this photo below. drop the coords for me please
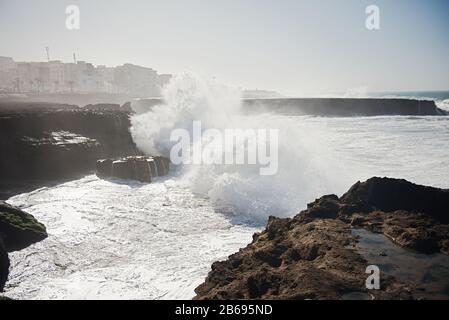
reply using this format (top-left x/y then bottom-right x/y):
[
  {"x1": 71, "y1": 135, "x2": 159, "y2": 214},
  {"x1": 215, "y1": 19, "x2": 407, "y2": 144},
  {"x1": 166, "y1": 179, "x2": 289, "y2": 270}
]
[
  {"x1": 350, "y1": 215, "x2": 365, "y2": 226},
  {"x1": 0, "y1": 201, "x2": 47, "y2": 252},
  {"x1": 0, "y1": 238, "x2": 8, "y2": 292},
  {"x1": 195, "y1": 177, "x2": 449, "y2": 300},
  {"x1": 96, "y1": 159, "x2": 113, "y2": 177},
  {"x1": 194, "y1": 217, "x2": 410, "y2": 300},
  {"x1": 96, "y1": 156, "x2": 170, "y2": 182},
  {"x1": 0, "y1": 202, "x2": 47, "y2": 292}
]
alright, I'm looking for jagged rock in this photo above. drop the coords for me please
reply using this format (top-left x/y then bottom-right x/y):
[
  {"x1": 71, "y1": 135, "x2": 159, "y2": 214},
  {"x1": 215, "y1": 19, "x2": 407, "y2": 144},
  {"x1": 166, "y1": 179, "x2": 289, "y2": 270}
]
[
  {"x1": 96, "y1": 156, "x2": 170, "y2": 182},
  {"x1": 195, "y1": 217, "x2": 409, "y2": 300},
  {"x1": 194, "y1": 177, "x2": 449, "y2": 300}
]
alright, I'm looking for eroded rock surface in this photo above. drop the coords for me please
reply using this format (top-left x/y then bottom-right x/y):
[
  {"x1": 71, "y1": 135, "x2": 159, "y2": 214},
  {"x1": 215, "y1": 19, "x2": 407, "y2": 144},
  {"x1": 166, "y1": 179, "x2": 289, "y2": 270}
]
[
  {"x1": 0, "y1": 201, "x2": 47, "y2": 252},
  {"x1": 195, "y1": 177, "x2": 449, "y2": 300}
]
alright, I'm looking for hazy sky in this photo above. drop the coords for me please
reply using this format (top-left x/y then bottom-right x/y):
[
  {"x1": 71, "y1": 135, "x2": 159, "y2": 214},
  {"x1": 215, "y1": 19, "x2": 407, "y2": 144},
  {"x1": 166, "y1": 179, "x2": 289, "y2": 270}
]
[{"x1": 0, "y1": 0, "x2": 448, "y2": 95}]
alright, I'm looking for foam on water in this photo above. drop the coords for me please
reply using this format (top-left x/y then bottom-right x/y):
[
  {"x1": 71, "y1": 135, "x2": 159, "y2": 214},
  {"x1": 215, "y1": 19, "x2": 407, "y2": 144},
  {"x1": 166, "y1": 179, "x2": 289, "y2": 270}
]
[
  {"x1": 5, "y1": 176, "x2": 257, "y2": 299},
  {"x1": 437, "y1": 99, "x2": 449, "y2": 112},
  {"x1": 4, "y1": 76, "x2": 449, "y2": 299},
  {"x1": 131, "y1": 75, "x2": 449, "y2": 222},
  {"x1": 131, "y1": 74, "x2": 358, "y2": 223}
]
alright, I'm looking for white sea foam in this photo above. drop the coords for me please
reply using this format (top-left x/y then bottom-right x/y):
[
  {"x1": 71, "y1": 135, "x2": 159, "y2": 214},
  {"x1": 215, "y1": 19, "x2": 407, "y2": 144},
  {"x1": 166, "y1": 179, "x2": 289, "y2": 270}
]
[
  {"x1": 131, "y1": 74, "x2": 358, "y2": 223},
  {"x1": 5, "y1": 76, "x2": 449, "y2": 300},
  {"x1": 5, "y1": 176, "x2": 257, "y2": 299},
  {"x1": 437, "y1": 99, "x2": 449, "y2": 112}
]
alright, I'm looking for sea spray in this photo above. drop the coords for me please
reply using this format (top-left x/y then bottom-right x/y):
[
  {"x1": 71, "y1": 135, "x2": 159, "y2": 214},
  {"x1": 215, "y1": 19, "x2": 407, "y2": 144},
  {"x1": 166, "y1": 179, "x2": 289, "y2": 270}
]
[
  {"x1": 436, "y1": 99, "x2": 449, "y2": 112},
  {"x1": 130, "y1": 73, "x2": 358, "y2": 223}
]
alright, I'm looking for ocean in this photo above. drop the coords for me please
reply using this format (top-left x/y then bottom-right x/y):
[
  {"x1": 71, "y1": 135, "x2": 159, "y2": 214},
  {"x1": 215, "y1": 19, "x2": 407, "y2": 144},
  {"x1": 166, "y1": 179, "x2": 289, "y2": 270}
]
[{"x1": 4, "y1": 76, "x2": 449, "y2": 299}]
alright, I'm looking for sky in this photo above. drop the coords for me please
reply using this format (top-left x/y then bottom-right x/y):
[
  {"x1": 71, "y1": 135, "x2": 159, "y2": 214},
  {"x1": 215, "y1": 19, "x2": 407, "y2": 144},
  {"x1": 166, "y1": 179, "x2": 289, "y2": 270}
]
[{"x1": 0, "y1": 0, "x2": 448, "y2": 96}]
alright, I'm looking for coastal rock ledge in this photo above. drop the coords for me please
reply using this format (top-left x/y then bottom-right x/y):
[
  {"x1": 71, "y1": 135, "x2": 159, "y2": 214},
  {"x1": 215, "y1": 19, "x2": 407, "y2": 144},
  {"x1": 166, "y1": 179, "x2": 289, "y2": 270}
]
[
  {"x1": 96, "y1": 156, "x2": 170, "y2": 182},
  {"x1": 194, "y1": 177, "x2": 449, "y2": 300}
]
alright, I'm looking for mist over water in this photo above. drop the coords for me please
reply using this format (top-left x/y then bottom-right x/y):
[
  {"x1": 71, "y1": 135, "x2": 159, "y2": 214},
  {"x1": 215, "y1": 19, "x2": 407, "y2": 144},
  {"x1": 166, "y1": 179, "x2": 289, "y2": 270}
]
[
  {"x1": 437, "y1": 99, "x2": 449, "y2": 112},
  {"x1": 6, "y1": 76, "x2": 449, "y2": 299},
  {"x1": 130, "y1": 74, "x2": 356, "y2": 223}
]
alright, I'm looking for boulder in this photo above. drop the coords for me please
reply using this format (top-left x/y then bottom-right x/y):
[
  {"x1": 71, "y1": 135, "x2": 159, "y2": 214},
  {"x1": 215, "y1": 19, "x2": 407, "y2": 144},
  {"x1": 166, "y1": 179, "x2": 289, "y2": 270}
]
[{"x1": 97, "y1": 156, "x2": 170, "y2": 182}]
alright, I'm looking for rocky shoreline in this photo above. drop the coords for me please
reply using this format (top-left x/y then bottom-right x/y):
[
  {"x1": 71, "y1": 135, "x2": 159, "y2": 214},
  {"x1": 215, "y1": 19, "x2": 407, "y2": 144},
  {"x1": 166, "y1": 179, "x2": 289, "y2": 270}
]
[
  {"x1": 194, "y1": 178, "x2": 449, "y2": 300},
  {"x1": 0, "y1": 101, "x2": 138, "y2": 199},
  {"x1": 2, "y1": 177, "x2": 448, "y2": 300},
  {"x1": 1, "y1": 100, "x2": 448, "y2": 300}
]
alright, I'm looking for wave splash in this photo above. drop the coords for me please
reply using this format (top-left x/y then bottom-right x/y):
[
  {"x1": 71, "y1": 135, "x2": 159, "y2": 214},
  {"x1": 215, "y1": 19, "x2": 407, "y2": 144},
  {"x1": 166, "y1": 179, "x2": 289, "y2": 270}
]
[
  {"x1": 130, "y1": 74, "x2": 356, "y2": 223},
  {"x1": 436, "y1": 99, "x2": 449, "y2": 112}
]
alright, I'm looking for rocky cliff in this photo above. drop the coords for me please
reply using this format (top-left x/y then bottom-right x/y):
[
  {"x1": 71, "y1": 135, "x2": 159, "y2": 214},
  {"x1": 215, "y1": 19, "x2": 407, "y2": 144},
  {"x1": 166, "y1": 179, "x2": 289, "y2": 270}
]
[
  {"x1": 194, "y1": 178, "x2": 449, "y2": 300},
  {"x1": 0, "y1": 102, "x2": 137, "y2": 182}
]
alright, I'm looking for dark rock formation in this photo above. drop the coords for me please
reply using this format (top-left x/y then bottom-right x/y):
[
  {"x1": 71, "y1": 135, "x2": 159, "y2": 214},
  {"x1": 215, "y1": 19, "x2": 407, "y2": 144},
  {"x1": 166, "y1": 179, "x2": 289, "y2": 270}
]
[
  {"x1": 0, "y1": 201, "x2": 47, "y2": 291},
  {"x1": 96, "y1": 156, "x2": 170, "y2": 182},
  {"x1": 84, "y1": 103, "x2": 133, "y2": 112},
  {"x1": 0, "y1": 201, "x2": 47, "y2": 252},
  {"x1": 0, "y1": 238, "x2": 8, "y2": 292},
  {"x1": 120, "y1": 102, "x2": 133, "y2": 112},
  {"x1": 0, "y1": 101, "x2": 138, "y2": 181},
  {"x1": 243, "y1": 98, "x2": 446, "y2": 116},
  {"x1": 195, "y1": 177, "x2": 449, "y2": 300},
  {"x1": 84, "y1": 103, "x2": 123, "y2": 112},
  {"x1": 137, "y1": 98, "x2": 447, "y2": 116},
  {"x1": 341, "y1": 177, "x2": 449, "y2": 224}
]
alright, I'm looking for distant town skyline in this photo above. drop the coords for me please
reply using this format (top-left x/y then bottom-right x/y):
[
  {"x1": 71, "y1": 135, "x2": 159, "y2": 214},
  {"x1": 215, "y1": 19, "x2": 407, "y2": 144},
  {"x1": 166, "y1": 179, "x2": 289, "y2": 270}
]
[
  {"x1": 1, "y1": 0, "x2": 448, "y2": 96},
  {"x1": 0, "y1": 55, "x2": 284, "y2": 97},
  {"x1": 0, "y1": 55, "x2": 172, "y2": 96}
]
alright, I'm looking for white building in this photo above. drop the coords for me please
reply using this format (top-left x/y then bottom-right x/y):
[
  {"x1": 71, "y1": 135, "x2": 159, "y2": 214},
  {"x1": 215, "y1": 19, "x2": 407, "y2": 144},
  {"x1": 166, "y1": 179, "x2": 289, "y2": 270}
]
[{"x1": 0, "y1": 56, "x2": 171, "y2": 95}]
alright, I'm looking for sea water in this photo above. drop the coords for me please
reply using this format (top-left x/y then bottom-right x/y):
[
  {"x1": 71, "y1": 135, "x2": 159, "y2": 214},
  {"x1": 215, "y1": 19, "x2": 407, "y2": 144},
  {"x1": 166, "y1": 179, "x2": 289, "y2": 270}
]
[{"x1": 4, "y1": 76, "x2": 449, "y2": 299}]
